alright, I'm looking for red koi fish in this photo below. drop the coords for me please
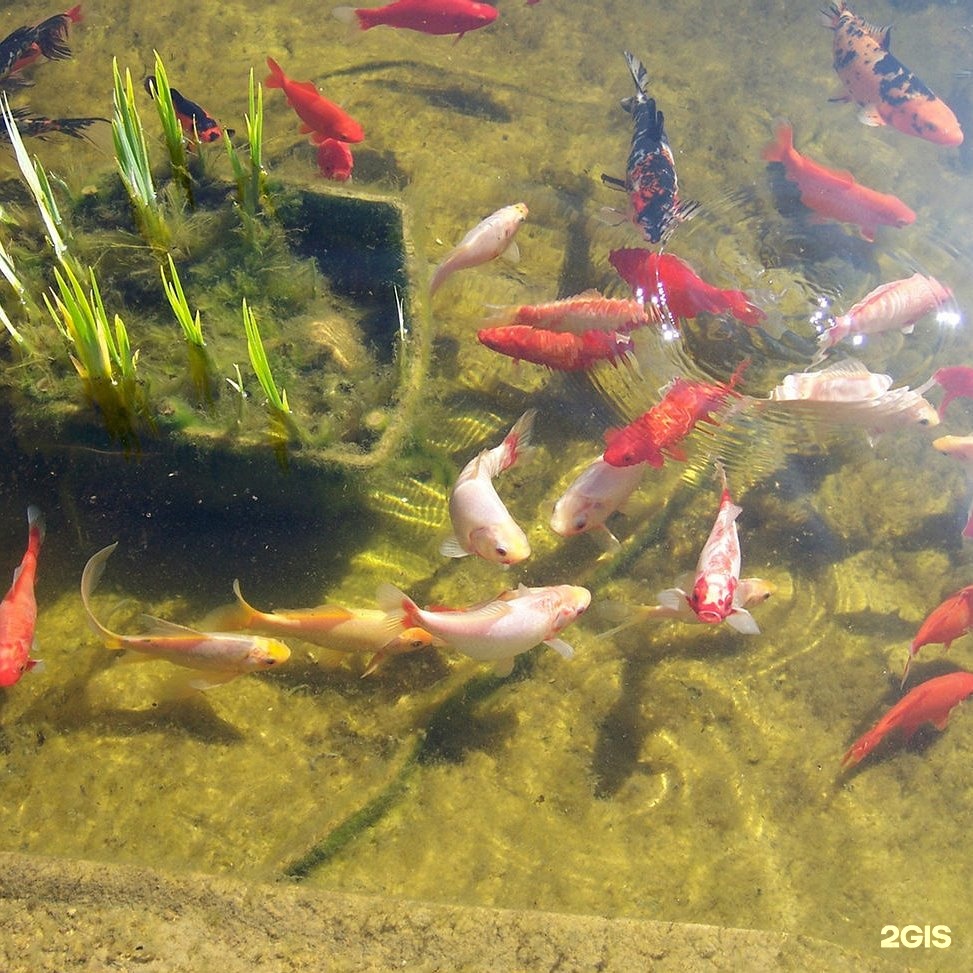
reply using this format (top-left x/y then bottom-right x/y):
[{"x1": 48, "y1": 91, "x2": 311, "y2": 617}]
[
  {"x1": 762, "y1": 122, "x2": 915, "y2": 242},
  {"x1": 265, "y1": 57, "x2": 364, "y2": 144},
  {"x1": 825, "y1": 2, "x2": 963, "y2": 147},
  {"x1": 933, "y1": 366, "x2": 973, "y2": 419},
  {"x1": 842, "y1": 671, "x2": 973, "y2": 767},
  {"x1": 602, "y1": 52, "x2": 696, "y2": 245},
  {"x1": 0, "y1": 5, "x2": 81, "y2": 80},
  {"x1": 316, "y1": 137, "x2": 354, "y2": 181},
  {"x1": 657, "y1": 465, "x2": 759, "y2": 634},
  {"x1": 609, "y1": 248, "x2": 765, "y2": 327},
  {"x1": 603, "y1": 361, "x2": 748, "y2": 467},
  {"x1": 477, "y1": 325, "x2": 634, "y2": 372},
  {"x1": 144, "y1": 76, "x2": 226, "y2": 144},
  {"x1": 902, "y1": 584, "x2": 973, "y2": 685},
  {"x1": 0, "y1": 506, "x2": 45, "y2": 688},
  {"x1": 333, "y1": 0, "x2": 498, "y2": 38},
  {"x1": 483, "y1": 289, "x2": 652, "y2": 335}
]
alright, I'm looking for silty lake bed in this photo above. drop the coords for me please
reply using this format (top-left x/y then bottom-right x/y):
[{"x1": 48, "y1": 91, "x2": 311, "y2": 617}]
[{"x1": 1, "y1": 0, "x2": 973, "y2": 968}]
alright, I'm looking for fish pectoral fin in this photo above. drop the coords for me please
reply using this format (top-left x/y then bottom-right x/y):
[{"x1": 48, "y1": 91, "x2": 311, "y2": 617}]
[
  {"x1": 591, "y1": 526, "x2": 622, "y2": 553},
  {"x1": 492, "y1": 657, "x2": 516, "y2": 677},
  {"x1": 361, "y1": 653, "x2": 386, "y2": 678},
  {"x1": 439, "y1": 534, "x2": 471, "y2": 559},
  {"x1": 857, "y1": 105, "x2": 885, "y2": 128},
  {"x1": 656, "y1": 587, "x2": 688, "y2": 612},
  {"x1": 726, "y1": 608, "x2": 760, "y2": 635},
  {"x1": 138, "y1": 614, "x2": 206, "y2": 637},
  {"x1": 827, "y1": 89, "x2": 851, "y2": 104},
  {"x1": 543, "y1": 637, "x2": 575, "y2": 660},
  {"x1": 160, "y1": 669, "x2": 240, "y2": 699},
  {"x1": 600, "y1": 173, "x2": 627, "y2": 191},
  {"x1": 502, "y1": 240, "x2": 521, "y2": 264}
]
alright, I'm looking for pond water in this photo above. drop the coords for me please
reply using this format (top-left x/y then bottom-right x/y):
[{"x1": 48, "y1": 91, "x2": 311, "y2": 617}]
[{"x1": 1, "y1": 0, "x2": 972, "y2": 967}]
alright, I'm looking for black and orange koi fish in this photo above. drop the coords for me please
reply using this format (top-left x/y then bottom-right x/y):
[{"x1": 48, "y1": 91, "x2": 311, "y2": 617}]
[{"x1": 144, "y1": 75, "x2": 227, "y2": 144}]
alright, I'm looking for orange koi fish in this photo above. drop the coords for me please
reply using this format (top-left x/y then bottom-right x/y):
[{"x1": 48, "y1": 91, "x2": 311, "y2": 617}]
[
  {"x1": 477, "y1": 325, "x2": 634, "y2": 372},
  {"x1": 202, "y1": 581, "x2": 434, "y2": 676},
  {"x1": 483, "y1": 289, "x2": 652, "y2": 335},
  {"x1": 334, "y1": 0, "x2": 498, "y2": 38},
  {"x1": 0, "y1": 507, "x2": 44, "y2": 688},
  {"x1": 933, "y1": 366, "x2": 973, "y2": 419},
  {"x1": 842, "y1": 671, "x2": 973, "y2": 767},
  {"x1": 825, "y1": 2, "x2": 963, "y2": 146},
  {"x1": 144, "y1": 76, "x2": 226, "y2": 144},
  {"x1": 316, "y1": 137, "x2": 354, "y2": 181},
  {"x1": 81, "y1": 544, "x2": 290, "y2": 691},
  {"x1": 265, "y1": 57, "x2": 364, "y2": 144},
  {"x1": 902, "y1": 584, "x2": 973, "y2": 686},
  {"x1": 762, "y1": 122, "x2": 915, "y2": 242},
  {"x1": 609, "y1": 248, "x2": 765, "y2": 327}
]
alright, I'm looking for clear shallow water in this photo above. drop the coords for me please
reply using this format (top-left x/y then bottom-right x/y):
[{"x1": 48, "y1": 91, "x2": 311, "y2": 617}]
[{"x1": 1, "y1": 0, "x2": 973, "y2": 967}]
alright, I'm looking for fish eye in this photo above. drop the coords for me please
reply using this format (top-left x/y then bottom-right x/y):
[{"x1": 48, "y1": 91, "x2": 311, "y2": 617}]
[
  {"x1": 495, "y1": 546, "x2": 507, "y2": 558},
  {"x1": 919, "y1": 417, "x2": 930, "y2": 426},
  {"x1": 573, "y1": 517, "x2": 587, "y2": 531},
  {"x1": 410, "y1": 639, "x2": 426, "y2": 649}
]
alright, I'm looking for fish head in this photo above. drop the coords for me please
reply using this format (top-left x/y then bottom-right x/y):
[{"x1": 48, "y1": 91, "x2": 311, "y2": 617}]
[
  {"x1": 550, "y1": 585, "x2": 592, "y2": 630},
  {"x1": 394, "y1": 627, "x2": 438, "y2": 652},
  {"x1": 908, "y1": 397, "x2": 940, "y2": 428},
  {"x1": 550, "y1": 493, "x2": 598, "y2": 536},
  {"x1": 934, "y1": 434, "x2": 973, "y2": 462},
  {"x1": 0, "y1": 654, "x2": 33, "y2": 687},
  {"x1": 249, "y1": 638, "x2": 291, "y2": 669},
  {"x1": 469, "y1": 524, "x2": 531, "y2": 565},
  {"x1": 689, "y1": 576, "x2": 735, "y2": 624}
]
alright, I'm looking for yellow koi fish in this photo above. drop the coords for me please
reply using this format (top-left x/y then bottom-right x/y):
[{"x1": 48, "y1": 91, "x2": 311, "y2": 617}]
[{"x1": 81, "y1": 544, "x2": 290, "y2": 691}]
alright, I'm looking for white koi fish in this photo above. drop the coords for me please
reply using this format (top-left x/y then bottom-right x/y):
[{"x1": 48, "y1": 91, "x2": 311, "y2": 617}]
[
  {"x1": 81, "y1": 544, "x2": 290, "y2": 691},
  {"x1": 933, "y1": 434, "x2": 973, "y2": 539},
  {"x1": 550, "y1": 453, "x2": 645, "y2": 549},
  {"x1": 441, "y1": 409, "x2": 536, "y2": 565},
  {"x1": 657, "y1": 465, "x2": 760, "y2": 634},
  {"x1": 378, "y1": 581, "x2": 590, "y2": 676},
  {"x1": 816, "y1": 272, "x2": 953, "y2": 358},
  {"x1": 429, "y1": 202, "x2": 528, "y2": 297}
]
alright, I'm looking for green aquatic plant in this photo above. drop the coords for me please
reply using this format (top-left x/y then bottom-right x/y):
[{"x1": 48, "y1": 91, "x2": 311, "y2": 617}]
[
  {"x1": 225, "y1": 69, "x2": 270, "y2": 226},
  {"x1": 112, "y1": 58, "x2": 170, "y2": 253},
  {"x1": 148, "y1": 52, "x2": 194, "y2": 210},
  {"x1": 161, "y1": 254, "x2": 217, "y2": 405}
]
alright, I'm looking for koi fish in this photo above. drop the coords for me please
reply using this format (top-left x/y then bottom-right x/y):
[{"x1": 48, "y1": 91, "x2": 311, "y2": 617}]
[
  {"x1": 817, "y1": 273, "x2": 953, "y2": 357},
  {"x1": 603, "y1": 361, "x2": 748, "y2": 468},
  {"x1": 482, "y1": 289, "x2": 651, "y2": 335},
  {"x1": 657, "y1": 464, "x2": 760, "y2": 634},
  {"x1": 81, "y1": 544, "x2": 290, "y2": 691},
  {"x1": 0, "y1": 5, "x2": 81, "y2": 82},
  {"x1": 144, "y1": 76, "x2": 226, "y2": 144},
  {"x1": 333, "y1": 0, "x2": 498, "y2": 38},
  {"x1": 265, "y1": 57, "x2": 364, "y2": 144},
  {"x1": 441, "y1": 410, "x2": 535, "y2": 565},
  {"x1": 608, "y1": 249, "x2": 765, "y2": 327},
  {"x1": 0, "y1": 506, "x2": 44, "y2": 688},
  {"x1": 932, "y1": 434, "x2": 973, "y2": 538},
  {"x1": 377, "y1": 581, "x2": 590, "y2": 676},
  {"x1": 201, "y1": 580, "x2": 434, "y2": 676},
  {"x1": 902, "y1": 584, "x2": 973, "y2": 686},
  {"x1": 762, "y1": 122, "x2": 915, "y2": 242},
  {"x1": 601, "y1": 51, "x2": 696, "y2": 244},
  {"x1": 477, "y1": 325, "x2": 634, "y2": 372},
  {"x1": 0, "y1": 107, "x2": 105, "y2": 140},
  {"x1": 825, "y1": 2, "x2": 963, "y2": 146},
  {"x1": 933, "y1": 366, "x2": 973, "y2": 418},
  {"x1": 842, "y1": 671, "x2": 973, "y2": 767},
  {"x1": 429, "y1": 202, "x2": 528, "y2": 297},
  {"x1": 316, "y1": 137, "x2": 354, "y2": 181},
  {"x1": 550, "y1": 454, "x2": 645, "y2": 549}
]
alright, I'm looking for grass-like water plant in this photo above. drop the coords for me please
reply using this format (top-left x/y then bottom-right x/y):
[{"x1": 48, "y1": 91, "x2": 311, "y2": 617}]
[
  {"x1": 161, "y1": 254, "x2": 217, "y2": 405},
  {"x1": 225, "y1": 69, "x2": 270, "y2": 228},
  {"x1": 112, "y1": 58, "x2": 170, "y2": 253},
  {"x1": 148, "y1": 52, "x2": 193, "y2": 210}
]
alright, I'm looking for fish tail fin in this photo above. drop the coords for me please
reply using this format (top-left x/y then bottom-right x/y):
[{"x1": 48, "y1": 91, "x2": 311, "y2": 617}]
[
  {"x1": 264, "y1": 57, "x2": 285, "y2": 89},
  {"x1": 333, "y1": 5, "x2": 369, "y2": 29},
  {"x1": 197, "y1": 580, "x2": 257, "y2": 631},
  {"x1": 498, "y1": 408, "x2": 537, "y2": 472},
  {"x1": 900, "y1": 652, "x2": 913, "y2": 690},
  {"x1": 761, "y1": 121, "x2": 794, "y2": 164},
  {"x1": 729, "y1": 295, "x2": 766, "y2": 327},
  {"x1": 375, "y1": 583, "x2": 421, "y2": 630},
  {"x1": 623, "y1": 51, "x2": 649, "y2": 100},
  {"x1": 26, "y1": 505, "x2": 45, "y2": 547},
  {"x1": 80, "y1": 542, "x2": 127, "y2": 648},
  {"x1": 66, "y1": 5, "x2": 83, "y2": 23}
]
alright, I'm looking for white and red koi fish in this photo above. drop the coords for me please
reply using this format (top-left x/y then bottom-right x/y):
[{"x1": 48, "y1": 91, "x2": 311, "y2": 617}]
[
  {"x1": 817, "y1": 273, "x2": 953, "y2": 357},
  {"x1": 933, "y1": 434, "x2": 973, "y2": 538},
  {"x1": 378, "y1": 581, "x2": 590, "y2": 676},
  {"x1": 429, "y1": 202, "x2": 528, "y2": 296},
  {"x1": 825, "y1": 2, "x2": 963, "y2": 146},
  {"x1": 0, "y1": 506, "x2": 44, "y2": 688},
  {"x1": 482, "y1": 289, "x2": 652, "y2": 335},
  {"x1": 550, "y1": 453, "x2": 646, "y2": 549},
  {"x1": 81, "y1": 544, "x2": 290, "y2": 691},
  {"x1": 200, "y1": 580, "x2": 436, "y2": 676},
  {"x1": 441, "y1": 410, "x2": 536, "y2": 565},
  {"x1": 602, "y1": 51, "x2": 696, "y2": 244},
  {"x1": 762, "y1": 122, "x2": 915, "y2": 242},
  {"x1": 657, "y1": 465, "x2": 760, "y2": 634},
  {"x1": 477, "y1": 325, "x2": 634, "y2": 372}
]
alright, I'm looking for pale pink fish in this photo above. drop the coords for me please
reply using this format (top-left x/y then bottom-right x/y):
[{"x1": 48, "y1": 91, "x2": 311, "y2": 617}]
[
  {"x1": 378, "y1": 581, "x2": 591, "y2": 675},
  {"x1": 483, "y1": 289, "x2": 653, "y2": 335},
  {"x1": 657, "y1": 465, "x2": 760, "y2": 634},
  {"x1": 441, "y1": 410, "x2": 536, "y2": 565},
  {"x1": 0, "y1": 506, "x2": 45, "y2": 688},
  {"x1": 429, "y1": 202, "x2": 528, "y2": 297},
  {"x1": 933, "y1": 434, "x2": 973, "y2": 538},
  {"x1": 817, "y1": 272, "x2": 953, "y2": 356},
  {"x1": 550, "y1": 453, "x2": 645, "y2": 549}
]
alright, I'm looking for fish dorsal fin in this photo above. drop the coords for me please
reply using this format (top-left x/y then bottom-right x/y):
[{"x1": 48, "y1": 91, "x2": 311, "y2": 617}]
[
  {"x1": 573, "y1": 288, "x2": 605, "y2": 301},
  {"x1": 138, "y1": 614, "x2": 206, "y2": 637},
  {"x1": 816, "y1": 357, "x2": 874, "y2": 379}
]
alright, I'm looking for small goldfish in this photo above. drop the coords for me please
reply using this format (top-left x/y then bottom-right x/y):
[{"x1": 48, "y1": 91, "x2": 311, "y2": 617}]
[
  {"x1": 483, "y1": 289, "x2": 651, "y2": 335},
  {"x1": 762, "y1": 122, "x2": 915, "y2": 242},
  {"x1": 902, "y1": 584, "x2": 973, "y2": 686},
  {"x1": 932, "y1": 434, "x2": 973, "y2": 538},
  {"x1": 825, "y1": 2, "x2": 963, "y2": 146},
  {"x1": 81, "y1": 544, "x2": 290, "y2": 691},
  {"x1": 429, "y1": 202, "x2": 528, "y2": 297},
  {"x1": 334, "y1": 0, "x2": 498, "y2": 38},
  {"x1": 378, "y1": 582, "x2": 590, "y2": 676},
  {"x1": 477, "y1": 325, "x2": 634, "y2": 372},
  {"x1": 657, "y1": 464, "x2": 760, "y2": 634},
  {"x1": 842, "y1": 671, "x2": 973, "y2": 767},
  {"x1": 265, "y1": 57, "x2": 364, "y2": 144},
  {"x1": 144, "y1": 76, "x2": 226, "y2": 145},
  {"x1": 0, "y1": 506, "x2": 45, "y2": 688},
  {"x1": 315, "y1": 137, "x2": 354, "y2": 181},
  {"x1": 441, "y1": 410, "x2": 535, "y2": 565},
  {"x1": 202, "y1": 580, "x2": 435, "y2": 676},
  {"x1": 933, "y1": 366, "x2": 973, "y2": 419}
]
